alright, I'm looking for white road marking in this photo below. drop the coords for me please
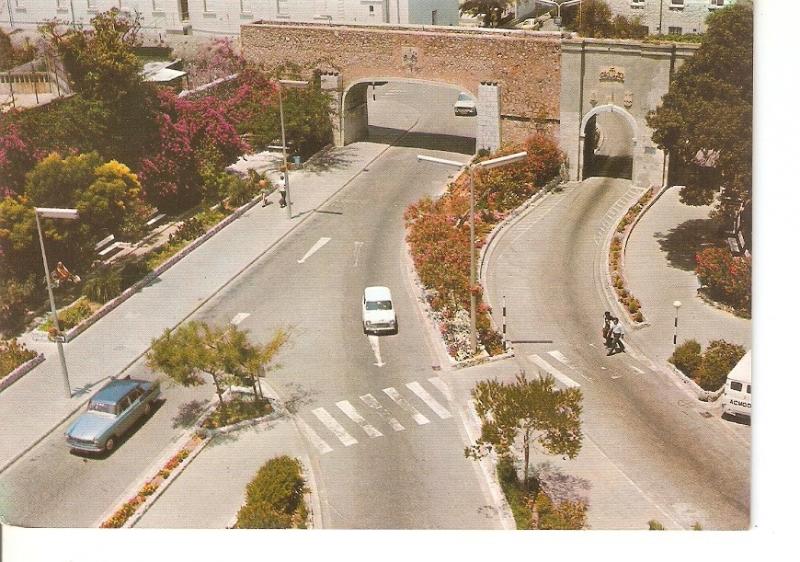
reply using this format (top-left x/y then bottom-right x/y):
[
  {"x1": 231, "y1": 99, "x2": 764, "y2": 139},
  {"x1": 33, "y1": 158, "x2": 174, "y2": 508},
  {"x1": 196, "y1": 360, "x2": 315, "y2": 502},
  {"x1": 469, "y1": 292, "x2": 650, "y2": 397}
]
[
  {"x1": 336, "y1": 400, "x2": 383, "y2": 438},
  {"x1": 548, "y1": 350, "x2": 593, "y2": 382},
  {"x1": 629, "y1": 365, "x2": 645, "y2": 374},
  {"x1": 368, "y1": 335, "x2": 385, "y2": 367},
  {"x1": 360, "y1": 394, "x2": 405, "y2": 431},
  {"x1": 312, "y1": 408, "x2": 358, "y2": 446},
  {"x1": 406, "y1": 381, "x2": 452, "y2": 419},
  {"x1": 383, "y1": 387, "x2": 430, "y2": 425},
  {"x1": 353, "y1": 241, "x2": 364, "y2": 266},
  {"x1": 611, "y1": 374, "x2": 623, "y2": 380},
  {"x1": 527, "y1": 354, "x2": 581, "y2": 389},
  {"x1": 428, "y1": 377, "x2": 453, "y2": 402},
  {"x1": 230, "y1": 313, "x2": 250, "y2": 326},
  {"x1": 297, "y1": 237, "x2": 331, "y2": 263},
  {"x1": 295, "y1": 417, "x2": 333, "y2": 455}
]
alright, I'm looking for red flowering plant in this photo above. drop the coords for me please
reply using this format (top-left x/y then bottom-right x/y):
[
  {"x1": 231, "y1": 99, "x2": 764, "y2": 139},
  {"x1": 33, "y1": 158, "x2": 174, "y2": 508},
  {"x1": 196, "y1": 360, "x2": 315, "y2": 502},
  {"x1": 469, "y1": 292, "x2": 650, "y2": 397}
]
[
  {"x1": 0, "y1": 122, "x2": 39, "y2": 197},
  {"x1": 695, "y1": 247, "x2": 751, "y2": 315}
]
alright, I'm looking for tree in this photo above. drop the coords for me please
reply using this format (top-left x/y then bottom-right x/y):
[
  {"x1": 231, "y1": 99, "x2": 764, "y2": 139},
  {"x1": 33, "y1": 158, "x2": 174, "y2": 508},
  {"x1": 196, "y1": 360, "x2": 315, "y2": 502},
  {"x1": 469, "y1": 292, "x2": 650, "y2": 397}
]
[
  {"x1": 562, "y1": 0, "x2": 646, "y2": 39},
  {"x1": 647, "y1": 3, "x2": 752, "y2": 236},
  {"x1": 459, "y1": 0, "x2": 514, "y2": 28},
  {"x1": 465, "y1": 373, "x2": 583, "y2": 490},
  {"x1": 147, "y1": 321, "x2": 288, "y2": 411},
  {"x1": 0, "y1": 122, "x2": 38, "y2": 196}
]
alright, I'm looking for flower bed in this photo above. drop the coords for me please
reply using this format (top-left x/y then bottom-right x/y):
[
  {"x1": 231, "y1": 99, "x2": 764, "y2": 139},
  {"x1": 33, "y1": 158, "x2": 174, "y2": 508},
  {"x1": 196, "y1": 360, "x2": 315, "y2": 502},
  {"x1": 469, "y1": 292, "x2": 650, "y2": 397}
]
[
  {"x1": 0, "y1": 338, "x2": 37, "y2": 379},
  {"x1": 100, "y1": 433, "x2": 207, "y2": 528},
  {"x1": 608, "y1": 187, "x2": 655, "y2": 324},
  {"x1": 201, "y1": 397, "x2": 273, "y2": 430},
  {"x1": 405, "y1": 134, "x2": 563, "y2": 360},
  {"x1": 37, "y1": 297, "x2": 99, "y2": 336},
  {"x1": 695, "y1": 247, "x2": 751, "y2": 317}
]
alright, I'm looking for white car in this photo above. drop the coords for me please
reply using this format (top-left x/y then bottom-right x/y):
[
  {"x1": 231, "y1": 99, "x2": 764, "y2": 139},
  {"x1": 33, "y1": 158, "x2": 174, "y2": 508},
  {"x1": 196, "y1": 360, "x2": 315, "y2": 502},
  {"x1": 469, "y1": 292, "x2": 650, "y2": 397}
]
[
  {"x1": 362, "y1": 286, "x2": 397, "y2": 334},
  {"x1": 453, "y1": 92, "x2": 477, "y2": 116}
]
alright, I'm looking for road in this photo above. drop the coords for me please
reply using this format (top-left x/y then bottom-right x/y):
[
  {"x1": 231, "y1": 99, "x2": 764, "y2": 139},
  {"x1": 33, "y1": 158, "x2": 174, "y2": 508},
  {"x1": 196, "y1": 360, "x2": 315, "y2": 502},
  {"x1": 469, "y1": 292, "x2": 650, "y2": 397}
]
[
  {"x1": 483, "y1": 176, "x2": 751, "y2": 529},
  {"x1": 1, "y1": 82, "x2": 500, "y2": 529}
]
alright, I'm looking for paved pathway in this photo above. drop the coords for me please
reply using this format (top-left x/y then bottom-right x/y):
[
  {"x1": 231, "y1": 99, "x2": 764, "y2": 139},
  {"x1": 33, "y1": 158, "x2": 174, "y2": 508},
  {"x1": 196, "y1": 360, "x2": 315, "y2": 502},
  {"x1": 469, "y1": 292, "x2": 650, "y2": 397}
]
[
  {"x1": 0, "y1": 141, "x2": 391, "y2": 475},
  {"x1": 624, "y1": 186, "x2": 752, "y2": 367}
]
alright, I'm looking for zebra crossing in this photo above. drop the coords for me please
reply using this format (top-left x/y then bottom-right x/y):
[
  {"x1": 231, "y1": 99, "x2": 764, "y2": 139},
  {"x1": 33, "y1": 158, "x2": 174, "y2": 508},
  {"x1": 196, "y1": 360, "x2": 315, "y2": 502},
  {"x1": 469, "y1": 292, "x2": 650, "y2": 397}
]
[
  {"x1": 526, "y1": 348, "x2": 652, "y2": 389},
  {"x1": 296, "y1": 377, "x2": 452, "y2": 455}
]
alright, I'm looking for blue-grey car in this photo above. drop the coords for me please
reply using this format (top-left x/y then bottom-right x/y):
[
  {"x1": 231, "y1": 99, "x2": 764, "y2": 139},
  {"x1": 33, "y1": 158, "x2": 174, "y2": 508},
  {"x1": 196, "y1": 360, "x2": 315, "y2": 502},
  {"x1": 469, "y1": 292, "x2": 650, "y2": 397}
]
[{"x1": 66, "y1": 377, "x2": 161, "y2": 453}]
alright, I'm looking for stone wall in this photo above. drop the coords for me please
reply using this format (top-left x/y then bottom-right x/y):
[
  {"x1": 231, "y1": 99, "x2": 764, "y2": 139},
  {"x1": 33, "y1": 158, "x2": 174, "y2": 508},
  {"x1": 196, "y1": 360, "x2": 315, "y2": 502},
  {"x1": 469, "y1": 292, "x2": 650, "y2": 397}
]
[{"x1": 240, "y1": 22, "x2": 562, "y2": 148}]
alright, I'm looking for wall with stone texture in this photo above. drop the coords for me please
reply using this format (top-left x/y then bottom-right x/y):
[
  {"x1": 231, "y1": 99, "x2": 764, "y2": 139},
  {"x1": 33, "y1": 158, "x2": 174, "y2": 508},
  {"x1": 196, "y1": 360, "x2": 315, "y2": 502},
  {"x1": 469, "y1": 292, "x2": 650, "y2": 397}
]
[{"x1": 240, "y1": 22, "x2": 562, "y2": 148}]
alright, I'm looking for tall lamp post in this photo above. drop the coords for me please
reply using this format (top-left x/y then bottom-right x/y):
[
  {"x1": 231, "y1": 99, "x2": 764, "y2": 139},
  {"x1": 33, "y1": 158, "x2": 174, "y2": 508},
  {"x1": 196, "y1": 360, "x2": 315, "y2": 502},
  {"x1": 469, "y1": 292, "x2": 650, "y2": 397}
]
[
  {"x1": 672, "y1": 300, "x2": 682, "y2": 349},
  {"x1": 536, "y1": 0, "x2": 582, "y2": 29},
  {"x1": 276, "y1": 79, "x2": 309, "y2": 219},
  {"x1": 417, "y1": 151, "x2": 528, "y2": 355},
  {"x1": 34, "y1": 207, "x2": 79, "y2": 398}
]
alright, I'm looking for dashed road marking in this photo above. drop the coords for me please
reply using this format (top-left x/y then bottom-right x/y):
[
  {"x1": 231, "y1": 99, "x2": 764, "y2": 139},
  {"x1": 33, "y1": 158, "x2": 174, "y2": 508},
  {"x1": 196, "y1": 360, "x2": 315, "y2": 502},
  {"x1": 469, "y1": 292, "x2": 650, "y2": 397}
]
[
  {"x1": 548, "y1": 350, "x2": 593, "y2": 382},
  {"x1": 312, "y1": 407, "x2": 358, "y2": 446},
  {"x1": 428, "y1": 376, "x2": 453, "y2": 402},
  {"x1": 297, "y1": 237, "x2": 331, "y2": 263},
  {"x1": 383, "y1": 387, "x2": 430, "y2": 425},
  {"x1": 336, "y1": 400, "x2": 383, "y2": 438},
  {"x1": 527, "y1": 354, "x2": 581, "y2": 389},
  {"x1": 368, "y1": 335, "x2": 385, "y2": 367},
  {"x1": 353, "y1": 241, "x2": 364, "y2": 266},
  {"x1": 295, "y1": 417, "x2": 333, "y2": 455},
  {"x1": 629, "y1": 365, "x2": 645, "y2": 374},
  {"x1": 406, "y1": 381, "x2": 452, "y2": 419},
  {"x1": 230, "y1": 313, "x2": 250, "y2": 326},
  {"x1": 360, "y1": 393, "x2": 405, "y2": 432}
]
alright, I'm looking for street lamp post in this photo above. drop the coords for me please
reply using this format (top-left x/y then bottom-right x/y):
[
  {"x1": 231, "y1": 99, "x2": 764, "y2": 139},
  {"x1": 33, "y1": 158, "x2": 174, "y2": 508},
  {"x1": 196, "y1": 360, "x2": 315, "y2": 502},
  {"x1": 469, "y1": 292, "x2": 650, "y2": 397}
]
[
  {"x1": 276, "y1": 79, "x2": 309, "y2": 219},
  {"x1": 417, "y1": 151, "x2": 528, "y2": 355},
  {"x1": 536, "y1": 0, "x2": 582, "y2": 29},
  {"x1": 34, "y1": 207, "x2": 79, "y2": 398},
  {"x1": 673, "y1": 300, "x2": 682, "y2": 349}
]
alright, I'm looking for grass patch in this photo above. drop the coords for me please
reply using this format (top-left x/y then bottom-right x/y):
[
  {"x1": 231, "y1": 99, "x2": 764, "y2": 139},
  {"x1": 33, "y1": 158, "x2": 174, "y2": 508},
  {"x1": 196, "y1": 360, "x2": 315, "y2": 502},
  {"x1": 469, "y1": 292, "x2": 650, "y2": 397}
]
[
  {"x1": 38, "y1": 297, "x2": 98, "y2": 332},
  {"x1": 201, "y1": 397, "x2": 273, "y2": 429}
]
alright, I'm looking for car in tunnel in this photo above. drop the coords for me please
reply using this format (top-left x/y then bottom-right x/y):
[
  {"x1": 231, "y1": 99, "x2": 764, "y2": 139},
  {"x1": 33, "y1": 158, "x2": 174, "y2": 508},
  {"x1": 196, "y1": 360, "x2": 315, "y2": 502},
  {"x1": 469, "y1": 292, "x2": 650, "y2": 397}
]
[{"x1": 453, "y1": 92, "x2": 477, "y2": 116}]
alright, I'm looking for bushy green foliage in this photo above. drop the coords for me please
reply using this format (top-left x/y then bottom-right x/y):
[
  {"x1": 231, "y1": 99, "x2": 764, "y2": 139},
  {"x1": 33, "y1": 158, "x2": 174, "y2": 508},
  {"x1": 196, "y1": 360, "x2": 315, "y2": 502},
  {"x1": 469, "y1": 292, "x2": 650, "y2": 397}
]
[
  {"x1": 201, "y1": 397, "x2": 272, "y2": 429},
  {"x1": 648, "y1": 519, "x2": 666, "y2": 530},
  {"x1": 695, "y1": 247, "x2": 751, "y2": 315},
  {"x1": 0, "y1": 338, "x2": 37, "y2": 378},
  {"x1": 0, "y1": 276, "x2": 38, "y2": 334},
  {"x1": 169, "y1": 218, "x2": 206, "y2": 244},
  {"x1": 40, "y1": 298, "x2": 93, "y2": 332},
  {"x1": 533, "y1": 491, "x2": 587, "y2": 530},
  {"x1": 496, "y1": 456, "x2": 535, "y2": 529},
  {"x1": 696, "y1": 340, "x2": 746, "y2": 391},
  {"x1": 82, "y1": 268, "x2": 123, "y2": 303},
  {"x1": 459, "y1": 0, "x2": 514, "y2": 28},
  {"x1": 119, "y1": 259, "x2": 153, "y2": 288},
  {"x1": 670, "y1": 339, "x2": 702, "y2": 377},
  {"x1": 563, "y1": 0, "x2": 646, "y2": 39},
  {"x1": 235, "y1": 456, "x2": 308, "y2": 529}
]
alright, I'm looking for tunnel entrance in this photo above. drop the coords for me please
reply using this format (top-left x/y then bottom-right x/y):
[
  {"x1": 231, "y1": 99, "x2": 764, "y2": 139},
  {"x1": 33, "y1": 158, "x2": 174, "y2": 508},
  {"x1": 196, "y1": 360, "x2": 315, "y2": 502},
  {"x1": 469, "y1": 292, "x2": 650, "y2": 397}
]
[
  {"x1": 342, "y1": 80, "x2": 477, "y2": 155},
  {"x1": 581, "y1": 110, "x2": 634, "y2": 180}
]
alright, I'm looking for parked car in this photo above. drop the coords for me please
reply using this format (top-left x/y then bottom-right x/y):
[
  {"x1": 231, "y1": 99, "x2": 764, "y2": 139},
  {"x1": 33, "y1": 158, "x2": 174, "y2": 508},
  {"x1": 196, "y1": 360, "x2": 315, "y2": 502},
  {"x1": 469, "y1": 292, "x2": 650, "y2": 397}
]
[
  {"x1": 453, "y1": 92, "x2": 477, "y2": 116},
  {"x1": 65, "y1": 377, "x2": 161, "y2": 453},
  {"x1": 362, "y1": 286, "x2": 397, "y2": 334}
]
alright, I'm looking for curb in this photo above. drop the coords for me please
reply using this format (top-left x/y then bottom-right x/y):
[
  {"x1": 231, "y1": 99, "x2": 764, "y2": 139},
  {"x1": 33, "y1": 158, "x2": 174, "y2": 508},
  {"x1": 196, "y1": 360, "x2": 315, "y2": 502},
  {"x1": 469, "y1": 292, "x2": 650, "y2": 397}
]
[
  {"x1": 0, "y1": 353, "x2": 44, "y2": 393},
  {"x1": 667, "y1": 364, "x2": 725, "y2": 403}
]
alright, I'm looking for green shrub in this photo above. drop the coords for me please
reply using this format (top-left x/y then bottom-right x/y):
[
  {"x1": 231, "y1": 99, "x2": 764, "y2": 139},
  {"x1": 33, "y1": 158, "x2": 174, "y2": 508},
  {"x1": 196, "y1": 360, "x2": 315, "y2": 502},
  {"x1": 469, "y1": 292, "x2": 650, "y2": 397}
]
[
  {"x1": 496, "y1": 456, "x2": 535, "y2": 529},
  {"x1": 0, "y1": 338, "x2": 37, "y2": 378},
  {"x1": 534, "y1": 491, "x2": 587, "y2": 530},
  {"x1": 648, "y1": 519, "x2": 666, "y2": 530},
  {"x1": 169, "y1": 217, "x2": 206, "y2": 244},
  {"x1": 82, "y1": 268, "x2": 122, "y2": 303},
  {"x1": 670, "y1": 339, "x2": 702, "y2": 377},
  {"x1": 40, "y1": 298, "x2": 93, "y2": 332},
  {"x1": 695, "y1": 340, "x2": 746, "y2": 391},
  {"x1": 226, "y1": 173, "x2": 261, "y2": 207},
  {"x1": 0, "y1": 276, "x2": 37, "y2": 334},
  {"x1": 695, "y1": 247, "x2": 751, "y2": 314},
  {"x1": 235, "y1": 456, "x2": 307, "y2": 529},
  {"x1": 120, "y1": 259, "x2": 153, "y2": 288}
]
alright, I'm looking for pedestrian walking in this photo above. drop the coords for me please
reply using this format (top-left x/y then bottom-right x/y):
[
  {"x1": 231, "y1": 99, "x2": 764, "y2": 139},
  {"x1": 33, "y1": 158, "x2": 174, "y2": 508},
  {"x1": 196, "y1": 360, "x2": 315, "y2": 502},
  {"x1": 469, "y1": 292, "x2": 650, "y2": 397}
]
[
  {"x1": 608, "y1": 317, "x2": 626, "y2": 355},
  {"x1": 277, "y1": 173, "x2": 287, "y2": 208},
  {"x1": 602, "y1": 311, "x2": 613, "y2": 349},
  {"x1": 260, "y1": 179, "x2": 271, "y2": 207}
]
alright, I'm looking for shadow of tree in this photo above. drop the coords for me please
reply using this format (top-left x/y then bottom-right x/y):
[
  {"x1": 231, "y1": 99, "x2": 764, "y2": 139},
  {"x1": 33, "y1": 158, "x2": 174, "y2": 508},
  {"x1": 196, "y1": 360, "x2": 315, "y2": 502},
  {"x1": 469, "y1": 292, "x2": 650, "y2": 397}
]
[
  {"x1": 205, "y1": 418, "x2": 279, "y2": 448},
  {"x1": 172, "y1": 399, "x2": 210, "y2": 429},
  {"x1": 655, "y1": 217, "x2": 721, "y2": 271},
  {"x1": 302, "y1": 146, "x2": 362, "y2": 175},
  {"x1": 367, "y1": 125, "x2": 476, "y2": 155},
  {"x1": 533, "y1": 461, "x2": 591, "y2": 505},
  {"x1": 281, "y1": 382, "x2": 318, "y2": 415}
]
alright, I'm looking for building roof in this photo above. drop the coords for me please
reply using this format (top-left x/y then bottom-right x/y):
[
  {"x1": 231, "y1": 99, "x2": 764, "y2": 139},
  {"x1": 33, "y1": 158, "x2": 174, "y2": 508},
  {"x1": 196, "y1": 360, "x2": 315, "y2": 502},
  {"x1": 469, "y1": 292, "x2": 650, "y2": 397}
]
[{"x1": 727, "y1": 350, "x2": 751, "y2": 384}]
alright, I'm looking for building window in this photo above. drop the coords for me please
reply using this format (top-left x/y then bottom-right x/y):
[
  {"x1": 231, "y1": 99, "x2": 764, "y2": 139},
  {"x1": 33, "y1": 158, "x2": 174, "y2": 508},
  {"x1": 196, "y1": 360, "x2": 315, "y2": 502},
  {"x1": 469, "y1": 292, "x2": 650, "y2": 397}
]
[
  {"x1": 630, "y1": 0, "x2": 645, "y2": 8},
  {"x1": 277, "y1": 0, "x2": 289, "y2": 15},
  {"x1": 151, "y1": 0, "x2": 164, "y2": 11},
  {"x1": 87, "y1": 0, "x2": 97, "y2": 10},
  {"x1": 669, "y1": 0, "x2": 685, "y2": 9},
  {"x1": 668, "y1": 26, "x2": 682, "y2": 35},
  {"x1": 709, "y1": 0, "x2": 725, "y2": 9},
  {"x1": 431, "y1": 9, "x2": 438, "y2": 25},
  {"x1": 240, "y1": 0, "x2": 252, "y2": 13}
]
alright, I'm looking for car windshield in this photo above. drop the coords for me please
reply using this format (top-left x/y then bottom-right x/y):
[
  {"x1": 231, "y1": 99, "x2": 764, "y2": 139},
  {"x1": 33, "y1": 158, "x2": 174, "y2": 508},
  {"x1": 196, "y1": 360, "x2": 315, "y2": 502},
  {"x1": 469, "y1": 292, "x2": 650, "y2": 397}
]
[
  {"x1": 87, "y1": 400, "x2": 116, "y2": 415},
  {"x1": 458, "y1": 93, "x2": 471, "y2": 102},
  {"x1": 366, "y1": 300, "x2": 392, "y2": 311}
]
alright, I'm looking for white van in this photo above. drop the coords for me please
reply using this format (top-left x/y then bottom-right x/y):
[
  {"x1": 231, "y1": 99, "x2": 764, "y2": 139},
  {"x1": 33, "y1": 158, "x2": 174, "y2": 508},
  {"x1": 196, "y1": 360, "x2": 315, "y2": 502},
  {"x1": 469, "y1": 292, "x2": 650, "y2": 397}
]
[
  {"x1": 722, "y1": 350, "x2": 751, "y2": 419},
  {"x1": 361, "y1": 286, "x2": 397, "y2": 334}
]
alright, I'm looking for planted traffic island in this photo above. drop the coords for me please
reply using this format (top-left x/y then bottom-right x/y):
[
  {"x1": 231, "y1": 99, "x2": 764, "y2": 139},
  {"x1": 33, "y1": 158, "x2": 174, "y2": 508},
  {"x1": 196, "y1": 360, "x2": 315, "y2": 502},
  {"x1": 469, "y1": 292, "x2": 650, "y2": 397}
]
[
  {"x1": 233, "y1": 455, "x2": 309, "y2": 529},
  {"x1": 405, "y1": 134, "x2": 564, "y2": 362},
  {"x1": 669, "y1": 339, "x2": 746, "y2": 398}
]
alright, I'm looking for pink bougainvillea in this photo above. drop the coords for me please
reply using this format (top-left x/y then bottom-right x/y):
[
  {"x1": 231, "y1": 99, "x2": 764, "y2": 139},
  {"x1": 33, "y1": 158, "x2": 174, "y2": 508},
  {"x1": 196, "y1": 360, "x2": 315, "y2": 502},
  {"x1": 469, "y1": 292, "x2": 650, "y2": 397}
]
[{"x1": 0, "y1": 122, "x2": 38, "y2": 197}]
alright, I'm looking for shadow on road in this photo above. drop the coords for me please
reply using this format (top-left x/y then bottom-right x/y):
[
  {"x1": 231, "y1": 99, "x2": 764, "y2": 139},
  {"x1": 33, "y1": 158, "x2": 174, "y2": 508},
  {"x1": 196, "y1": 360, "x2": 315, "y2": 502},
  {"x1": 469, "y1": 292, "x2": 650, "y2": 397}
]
[
  {"x1": 534, "y1": 461, "x2": 591, "y2": 505},
  {"x1": 367, "y1": 125, "x2": 476, "y2": 155},
  {"x1": 655, "y1": 218, "x2": 721, "y2": 271},
  {"x1": 172, "y1": 399, "x2": 211, "y2": 429},
  {"x1": 303, "y1": 145, "x2": 363, "y2": 175},
  {"x1": 585, "y1": 155, "x2": 632, "y2": 180}
]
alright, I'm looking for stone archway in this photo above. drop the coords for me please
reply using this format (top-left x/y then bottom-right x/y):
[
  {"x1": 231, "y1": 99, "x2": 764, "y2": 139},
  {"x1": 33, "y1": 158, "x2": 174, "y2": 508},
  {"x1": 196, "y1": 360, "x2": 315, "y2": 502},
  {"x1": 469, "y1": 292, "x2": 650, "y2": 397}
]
[{"x1": 579, "y1": 104, "x2": 637, "y2": 181}]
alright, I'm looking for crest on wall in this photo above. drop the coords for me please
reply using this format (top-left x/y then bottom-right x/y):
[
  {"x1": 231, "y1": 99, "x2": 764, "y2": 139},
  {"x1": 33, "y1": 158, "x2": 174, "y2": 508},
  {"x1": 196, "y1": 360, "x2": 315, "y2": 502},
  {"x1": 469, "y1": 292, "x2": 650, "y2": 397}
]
[
  {"x1": 599, "y1": 66, "x2": 625, "y2": 82},
  {"x1": 623, "y1": 91, "x2": 633, "y2": 108},
  {"x1": 402, "y1": 47, "x2": 419, "y2": 72},
  {"x1": 589, "y1": 90, "x2": 598, "y2": 106}
]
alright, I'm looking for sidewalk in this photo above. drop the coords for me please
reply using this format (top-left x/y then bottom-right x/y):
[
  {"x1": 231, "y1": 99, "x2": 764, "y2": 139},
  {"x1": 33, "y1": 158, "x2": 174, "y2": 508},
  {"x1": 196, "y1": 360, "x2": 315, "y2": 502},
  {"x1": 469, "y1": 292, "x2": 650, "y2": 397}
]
[
  {"x1": 0, "y1": 141, "x2": 392, "y2": 475},
  {"x1": 624, "y1": 186, "x2": 752, "y2": 368},
  {"x1": 447, "y1": 358, "x2": 682, "y2": 529}
]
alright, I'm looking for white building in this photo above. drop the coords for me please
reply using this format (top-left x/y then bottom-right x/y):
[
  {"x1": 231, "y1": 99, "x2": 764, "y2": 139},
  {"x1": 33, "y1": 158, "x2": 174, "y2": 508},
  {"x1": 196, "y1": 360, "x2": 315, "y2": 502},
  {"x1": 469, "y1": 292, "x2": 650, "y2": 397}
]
[
  {"x1": 1, "y1": 1, "x2": 461, "y2": 36},
  {"x1": 601, "y1": 0, "x2": 736, "y2": 35}
]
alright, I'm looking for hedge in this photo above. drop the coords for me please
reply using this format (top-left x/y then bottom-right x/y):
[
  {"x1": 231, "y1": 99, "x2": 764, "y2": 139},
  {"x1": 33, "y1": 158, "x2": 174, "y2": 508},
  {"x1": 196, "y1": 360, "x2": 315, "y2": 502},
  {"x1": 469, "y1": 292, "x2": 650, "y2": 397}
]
[
  {"x1": 695, "y1": 247, "x2": 751, "y2": 316},
  {"x1": 235, "y1": 456, "x2": 308, "y2": 529},
  {"x1": 0, "y1": 338, "x2": 37, "y2": 379},
  {"x1": 669, "y1": 338, "x2": 746, "y2": 391}
]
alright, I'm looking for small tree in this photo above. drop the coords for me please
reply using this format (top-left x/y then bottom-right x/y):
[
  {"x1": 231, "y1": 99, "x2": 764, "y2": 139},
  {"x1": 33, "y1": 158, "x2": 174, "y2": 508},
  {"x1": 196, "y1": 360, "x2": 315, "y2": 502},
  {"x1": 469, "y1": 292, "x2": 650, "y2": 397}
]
[
  {"x1": 459, "y1": 1, "x2": 514, "y2": 28},
  {"x1": 147, "y1": 321, "x2": 288, "y2": 411},
  {"x1": 465, "y1": 372, "x2": 583, "y2": 491}
]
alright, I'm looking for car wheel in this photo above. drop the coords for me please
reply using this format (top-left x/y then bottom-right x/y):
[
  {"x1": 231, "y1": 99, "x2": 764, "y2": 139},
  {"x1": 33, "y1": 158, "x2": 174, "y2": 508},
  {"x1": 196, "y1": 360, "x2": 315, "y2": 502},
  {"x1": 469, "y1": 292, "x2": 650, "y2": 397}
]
[
  {"x1": 104, "y1": 436, "x2": 116, "y2": 452},
  {"x1": 144, "y1": 401, "x2": 152, "y2": 417},
  {"x1": 363, "y1": 323, "x2": 368, "y2": 335}
]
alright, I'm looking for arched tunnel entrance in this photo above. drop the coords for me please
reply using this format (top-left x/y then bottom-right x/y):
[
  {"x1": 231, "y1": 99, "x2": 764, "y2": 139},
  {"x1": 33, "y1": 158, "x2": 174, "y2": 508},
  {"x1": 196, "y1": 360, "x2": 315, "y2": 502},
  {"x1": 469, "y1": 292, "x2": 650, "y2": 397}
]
[
  {"x1": 342, "y1": 80, "x2": 478, "y2": 155},
  {"x1": 581, "y1": 105, "x2": 636, "y2": 181}
]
